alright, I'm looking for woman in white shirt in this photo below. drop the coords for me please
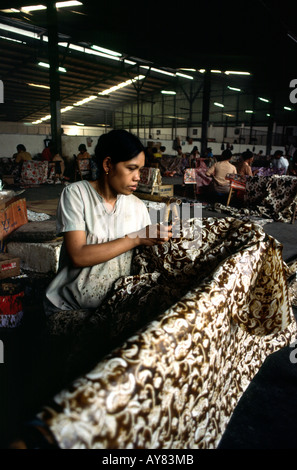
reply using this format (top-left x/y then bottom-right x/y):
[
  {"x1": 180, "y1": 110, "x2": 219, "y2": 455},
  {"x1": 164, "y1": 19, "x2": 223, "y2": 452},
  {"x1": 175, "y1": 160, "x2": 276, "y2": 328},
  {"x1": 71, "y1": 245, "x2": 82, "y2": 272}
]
[{"x1": 44, "y1": 130, "x2": 172, "y2": 314}]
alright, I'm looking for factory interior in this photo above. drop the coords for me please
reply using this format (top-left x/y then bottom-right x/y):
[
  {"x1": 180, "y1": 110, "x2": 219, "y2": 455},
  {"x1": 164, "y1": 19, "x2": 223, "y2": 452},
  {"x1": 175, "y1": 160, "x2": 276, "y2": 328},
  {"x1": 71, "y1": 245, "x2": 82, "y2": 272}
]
[{"x1": 0, "y1": 0, "x2": 297, "y2": 452}]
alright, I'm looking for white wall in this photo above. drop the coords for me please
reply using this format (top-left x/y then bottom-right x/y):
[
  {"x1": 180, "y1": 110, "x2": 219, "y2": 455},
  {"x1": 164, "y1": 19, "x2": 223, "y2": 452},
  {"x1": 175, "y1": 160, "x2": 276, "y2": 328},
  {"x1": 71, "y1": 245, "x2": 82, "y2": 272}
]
[
  {"x1": 0, "y1": 133, "x2": 48, "y2": 159},
  {"x1": 0, "y1": 121, "x2": 291, "y2": 160},
  {"x1": 0, "y1": 122, "x2": 106, "y2": 160}
]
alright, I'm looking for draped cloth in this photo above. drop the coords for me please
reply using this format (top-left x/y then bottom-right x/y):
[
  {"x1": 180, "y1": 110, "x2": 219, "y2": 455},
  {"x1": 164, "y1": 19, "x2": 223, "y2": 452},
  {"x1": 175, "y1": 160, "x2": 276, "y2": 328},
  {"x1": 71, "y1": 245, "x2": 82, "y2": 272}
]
[
  {"x1": 36, "y1": 217, "x2": 297, "y2": 449},
  {"x1": 245, "y1": 175, "x2": 297, "y2": 223}
]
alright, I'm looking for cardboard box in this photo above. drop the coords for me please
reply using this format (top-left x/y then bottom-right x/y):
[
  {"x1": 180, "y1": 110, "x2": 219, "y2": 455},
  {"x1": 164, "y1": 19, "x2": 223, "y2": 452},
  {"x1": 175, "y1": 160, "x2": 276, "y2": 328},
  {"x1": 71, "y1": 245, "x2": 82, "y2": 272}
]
[
  {"x1": 0, "y1": 254, "x2": 20, "y2": 279},
  {"x1": 2, "y1": 176, "x2": 14, "y2": 185},
  {"x1": 0, "y1": 197, "x2": 28, "y2": 240},
  {"x1": 154, "y1": 185, "x2": 174, "y2": 197}
]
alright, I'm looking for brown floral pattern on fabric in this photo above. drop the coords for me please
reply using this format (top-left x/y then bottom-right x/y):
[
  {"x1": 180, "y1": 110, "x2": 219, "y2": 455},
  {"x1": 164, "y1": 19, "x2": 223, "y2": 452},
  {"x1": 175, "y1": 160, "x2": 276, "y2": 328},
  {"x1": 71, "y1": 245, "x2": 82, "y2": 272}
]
[
  {"x1": 38, "y1": 217, "x2": 297, "y2": 449},
  {"x1": 245, "y1": 175, "x2": 297, "y2": 222}
]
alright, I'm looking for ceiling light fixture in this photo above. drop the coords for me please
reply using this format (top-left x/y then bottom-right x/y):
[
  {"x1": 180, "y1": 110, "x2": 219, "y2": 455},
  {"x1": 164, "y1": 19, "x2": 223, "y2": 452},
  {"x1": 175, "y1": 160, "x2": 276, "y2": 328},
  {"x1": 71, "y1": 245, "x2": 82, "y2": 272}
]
[
  {"x1": 59, "y1": 42, "x2": 123, "y2": 62},
  {"x1": 258, "y1": 97, "x2": 269, "y2": 103},
  {"x1": 21, "y1": 5, "x2": 47, "y2": 12},
  {"x1": 56, "y1": 1, "x2": 83, "y2": 7},
  {"x1": 0, "y1": 22, "x2": 48, "y2": 41},
  {"x1": 214, "y1": 102, "x2": 224, "y2": 107},
  {"x1": 245, "y1": 110, "x2": 254, "y2": 113},
  {"x1": 161, "y1": 90, "x2": 176, "y2": 95},
  {"x1": 73, "y1": 95, "x2": 97, "y2": 106},
  {"x1": 176, "y1": 72, "x2": 193, "y2": 80},
  {"x1": 21, "y1": 1, "x2": 82, "y2": 12},
  {"x1": 27, "y1": 82, "x2": 50, "y2": 89},
  {"x1": 0, "y1": 9, "x2": 21, "y2": 13},
  {"x1": 98, "y1": 75, "x2": 145, "y2": 96},
  {"x1": 228, "y1": 86, "x2": 241, "y2": 92},
  {"x1": 38, "y1": 61, "x2": 66, "y2": 72},
  {"x1": 225, "y1": 71, "x2": 251, "y2": 75},
  {"x1": 0, "y1": 35, "x2": 24, "y2": 43},
  {"x1": 284, "y1": 106, "x2": 292, "y2": 110},
  {"x1": 140, "y1": 66, "x2": 175, "y2": 77},
  {"x1": 91, "y1": 44, "x2": 122, "y2": 57},
  {"x1": 165, "y1": 115, "x2": 186, "y2": 120},
  {"x1": 211, "y1": 70, "x2": 222, "y2": 73},
  {"x1": 61, "y1": 105, "x2": 74, "y2": 112}
]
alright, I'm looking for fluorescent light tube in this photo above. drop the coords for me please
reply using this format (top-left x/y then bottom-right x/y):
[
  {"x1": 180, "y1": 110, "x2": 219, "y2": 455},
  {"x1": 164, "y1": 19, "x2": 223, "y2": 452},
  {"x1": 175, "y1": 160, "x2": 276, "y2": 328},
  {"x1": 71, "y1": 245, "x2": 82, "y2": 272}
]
[
  {"x1": 228, "y1": 86, "x2": 241, "y2": 92},
  {"x1": 176, "y1": 72, "x2": 193, "y2": 80},
  {"x1": 91, "y1": 45, "x2": 122, "y2": 57},
  {"x1": 140, "y1": 66, "x2": 175, "y2": 77},
  {"x1": 225, "y1": 71, "x2": 251, "y2": 75},
  {"x1": 38, "y1": 62, "x2": 67, "y2": 72},
  {"x1": 27, "y1": 82, "x2": 50, "y2": 89},
  {"x1": 161, "y1": 90, "x2": 176, "y2": 95},
  {"x1": 21, "y1": 5, "x2": 46, "y2": 12},
  {"x1": 56, "y1": 1, "x2": 83, "y2": 7}
]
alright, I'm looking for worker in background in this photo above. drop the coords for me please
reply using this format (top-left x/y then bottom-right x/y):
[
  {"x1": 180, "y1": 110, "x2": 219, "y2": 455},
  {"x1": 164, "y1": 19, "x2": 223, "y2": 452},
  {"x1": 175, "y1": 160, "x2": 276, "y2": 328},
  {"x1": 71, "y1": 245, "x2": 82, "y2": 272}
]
[
  {"x1": 14, "y1": 144, "x2": 32, "y2": 163},
  {"x1": 77, "y1": 144, "x2": 91, "y2": 160}
]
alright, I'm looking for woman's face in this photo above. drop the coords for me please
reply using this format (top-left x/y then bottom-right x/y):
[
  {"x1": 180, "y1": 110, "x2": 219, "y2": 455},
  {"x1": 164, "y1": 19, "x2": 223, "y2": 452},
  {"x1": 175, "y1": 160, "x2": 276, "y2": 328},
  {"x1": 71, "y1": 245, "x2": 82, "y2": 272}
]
[{"x1": 108, "y1": 151, "x2": 145, "y2": 195}]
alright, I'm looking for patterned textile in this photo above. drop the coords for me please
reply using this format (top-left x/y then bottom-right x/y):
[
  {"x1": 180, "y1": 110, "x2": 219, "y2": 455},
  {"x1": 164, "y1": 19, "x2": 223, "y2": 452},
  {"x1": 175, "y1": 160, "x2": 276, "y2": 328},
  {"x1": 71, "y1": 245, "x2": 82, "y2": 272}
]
[
  {"x1": 37, "y1": 217, "x2": 297, "y2": 449},
  {"x1": 137, "y1": 167, "x2": 162, "y2": 193},
  {"x1": 20, "y1": 161, "x2": 49, "y2": 185},
  {"x1": 226, "y1": 173, "x2": 247, "y2": 184},
  {"x1": 160, "y1": 155, "x2": 183, "y2": 176},
  {"x1": 183, "y1": 165, "x2": 212, "y2": 194},
  {"x1": 183, "y1": 168, "x2": 196, "y2": 184},
  {"x1": 252, "y1": 167, "x2": 286, "y2": 177},
  {"x1": 77, "y1": 158, "x2": 90, "y2": 175},
  {"x1": 245, "y1": 175, "x2": 297, "y2": 222}
]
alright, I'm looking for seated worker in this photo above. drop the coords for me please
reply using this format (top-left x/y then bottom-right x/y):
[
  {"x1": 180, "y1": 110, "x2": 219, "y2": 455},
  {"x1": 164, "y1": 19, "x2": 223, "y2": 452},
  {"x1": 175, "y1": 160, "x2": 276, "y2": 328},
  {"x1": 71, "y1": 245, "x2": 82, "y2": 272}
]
[
  {"x1": 14, "y1": 144, "x2": 32, "y2": 163},
  {"x1": 237, "y1": 150, "x2": 258, "y2": 176},
  {"x1": 160, "y1": 146, "x2": 166, "y2": 156},
  {"x1": 51, "y1": 147, "x2": 65, "y2": 183},
  {"x1": 272, "y1": 150, "x2": 289, "y2": 174},
  {"x1": 44, "y1": 129, "x2": 172, "y2": 315},
  {"x1": 189, "y1": 146, "x2": 200, "y2": 168},
  {"x1": 41, "y1": 141, "x2": 54, "y2": 162},
  {"x1": 77, "y1": 144, "x2": 91, "y2": 160},
  {"x1": 206, "y1": 149, "x2": 237, "y2": 195},
  {"x1": 152, "y1": 147, "x2": 162, "y2": 159}
]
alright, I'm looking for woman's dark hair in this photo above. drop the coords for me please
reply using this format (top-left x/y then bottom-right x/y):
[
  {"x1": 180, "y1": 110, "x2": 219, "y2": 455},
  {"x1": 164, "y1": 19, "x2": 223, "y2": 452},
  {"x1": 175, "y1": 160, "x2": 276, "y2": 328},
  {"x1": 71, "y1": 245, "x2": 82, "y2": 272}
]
[
  {"x1": 242, "y1": 150, "x2": 253, "y2": 161},
  {"x1": 17, "y1": 144, "x2": 26, "y2": 152},
  {"x1": 221, "y1": 149, "x2": 232, "y2": 161},
  {"x1": 94, "y1": 130, "x2": 144, "y2": 171},
  {"x1": 78, "y1": 144, "x2": 87, "y2": 152}
]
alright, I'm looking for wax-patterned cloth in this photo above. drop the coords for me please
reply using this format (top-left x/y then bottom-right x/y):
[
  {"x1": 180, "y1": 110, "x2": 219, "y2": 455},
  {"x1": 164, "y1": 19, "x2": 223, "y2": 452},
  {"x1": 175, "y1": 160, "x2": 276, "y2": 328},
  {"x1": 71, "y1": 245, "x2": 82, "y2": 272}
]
[{"x1": 36, "y1": 217, "x2": 297, "y2": 449}]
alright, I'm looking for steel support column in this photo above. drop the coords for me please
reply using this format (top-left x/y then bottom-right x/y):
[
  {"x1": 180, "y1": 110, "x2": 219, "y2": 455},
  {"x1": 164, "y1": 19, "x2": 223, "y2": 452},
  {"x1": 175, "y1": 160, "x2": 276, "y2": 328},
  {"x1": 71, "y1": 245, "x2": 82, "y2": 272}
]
[
  {"x1": 266, "y1": 100, "x2": 275, "y2": 156},
  {"x1": 201, "y1": 70, "x2": 211, "y2": 156},
  {"x1": 46, "y1": 1, "x2": 62, "y2": 154}
]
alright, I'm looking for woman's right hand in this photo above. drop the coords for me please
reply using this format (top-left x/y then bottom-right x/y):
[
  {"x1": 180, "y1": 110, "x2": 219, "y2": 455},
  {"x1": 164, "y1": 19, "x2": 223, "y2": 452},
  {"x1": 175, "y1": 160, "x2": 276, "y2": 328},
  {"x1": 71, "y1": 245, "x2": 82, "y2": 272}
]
[{"x1": 127, "y1": 223, "x2": 173, "y2": 246}]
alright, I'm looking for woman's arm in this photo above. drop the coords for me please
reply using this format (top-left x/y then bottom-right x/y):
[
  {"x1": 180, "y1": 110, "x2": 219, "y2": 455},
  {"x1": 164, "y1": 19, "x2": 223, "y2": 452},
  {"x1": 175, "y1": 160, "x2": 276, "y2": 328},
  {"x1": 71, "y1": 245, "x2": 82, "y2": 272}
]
[{"x1": 64, "y1": 224, "x2": 172, "y2": 268}]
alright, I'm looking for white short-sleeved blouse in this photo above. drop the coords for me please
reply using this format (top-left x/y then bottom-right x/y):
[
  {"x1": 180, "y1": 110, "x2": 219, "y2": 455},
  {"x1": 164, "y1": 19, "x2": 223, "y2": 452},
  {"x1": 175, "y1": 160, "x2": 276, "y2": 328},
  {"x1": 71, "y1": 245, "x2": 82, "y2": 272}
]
[{"x1": 44, "y1": 180, "x2": 151, "y2": 314}]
